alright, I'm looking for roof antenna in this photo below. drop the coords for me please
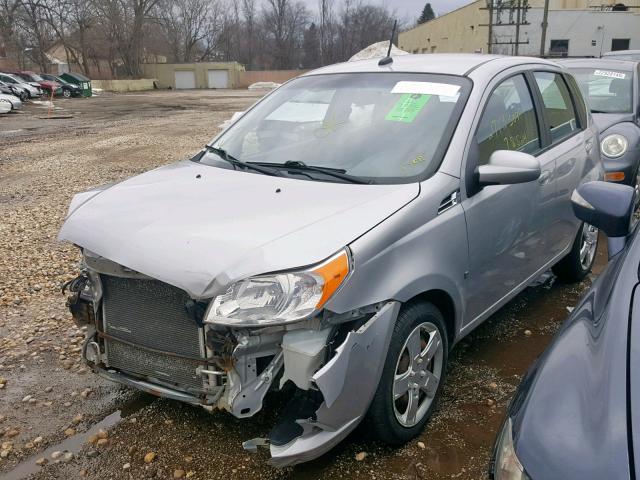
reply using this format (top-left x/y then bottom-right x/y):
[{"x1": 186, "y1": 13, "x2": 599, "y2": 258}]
[{"x1": 378, "y1": 19, "x2": 397, "y2": 66}]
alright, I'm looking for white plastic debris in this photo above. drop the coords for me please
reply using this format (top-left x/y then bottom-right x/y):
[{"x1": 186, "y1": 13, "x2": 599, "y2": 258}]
[
  {"x1": 349, "y1": 41, "x2": 409, "y2": 62},
  {"x1": 248, "y1": 82, "x2": 281, "y2": 91},
  {"x1": 218, "y1": 111, "x2": 245, "y2": 130}
]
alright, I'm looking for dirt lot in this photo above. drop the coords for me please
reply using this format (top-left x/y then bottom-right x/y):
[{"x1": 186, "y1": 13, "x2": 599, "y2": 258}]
[{"x1": 0, "y1": 90, "x2": 607, "y2": 480}]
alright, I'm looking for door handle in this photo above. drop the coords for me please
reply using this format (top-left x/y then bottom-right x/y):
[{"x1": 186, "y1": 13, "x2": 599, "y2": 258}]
[
  {"x1": 585, "y1": 140, "x2": 594, "y2": 153},
  {"x1": 538, "y1": 170, "x2": 551, "y2": 185}
]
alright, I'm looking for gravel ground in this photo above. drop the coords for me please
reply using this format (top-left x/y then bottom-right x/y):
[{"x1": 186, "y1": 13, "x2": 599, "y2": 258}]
[{"x1": 0, "y1": 90, "x2": 607, "y2": 480}]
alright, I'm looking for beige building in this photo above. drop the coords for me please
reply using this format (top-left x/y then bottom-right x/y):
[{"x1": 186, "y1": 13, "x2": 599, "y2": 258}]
[
  {"x1": 142, "y1": 62, "x2": 244, "y2": 89},
  {"x1": 399, "y1": 0, "x2": 640, "y2": 57}
]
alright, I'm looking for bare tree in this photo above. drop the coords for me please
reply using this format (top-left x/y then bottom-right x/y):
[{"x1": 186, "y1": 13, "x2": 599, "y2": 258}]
[
  {"x1": 19, "y1": 0, "x2": 57, "y2": 72},
  {"x1": 155, "y1": 0, "x2": 222, "y2": 63},
  {"x1": 318, "y1": 0, "x2": 334, "y2": 65},
  {"x1": 0, "y1": 0, "x2": 21, "y2": 62},
  {"x1": 263, "y1": 0, "x2": 308, "y2": 69},
  {"x1": 240, "y1": 0, "x2": 256, "y2": 69},
  {"x1": 93, "y1": 0, "x2": 161, "y2": 78}
]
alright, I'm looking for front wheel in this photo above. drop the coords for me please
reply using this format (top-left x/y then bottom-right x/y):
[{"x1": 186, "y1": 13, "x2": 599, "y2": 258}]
[
  {"x1": 552, "y1": 222, "x2": 598, "y2": 283},
  {"x1": 366, "y1": 301, "x2": 448, "y2": 445},
  {"x1": 62, "y1": 88, "x2": 71, "y2": 98}
]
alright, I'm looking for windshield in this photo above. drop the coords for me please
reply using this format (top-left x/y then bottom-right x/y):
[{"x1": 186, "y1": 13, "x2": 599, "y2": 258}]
[
  {"x1": 30, "y1": 74, "x2": 44, "y2": 81},
  {"x1": 198, "y1": 73, "x2": 471, "y2": 183},
  {"x1": 570, "y1": 68, "x2": 633, "y2": 113}
]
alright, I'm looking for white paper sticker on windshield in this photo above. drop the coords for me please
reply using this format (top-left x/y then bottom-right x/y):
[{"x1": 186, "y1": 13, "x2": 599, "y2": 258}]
[
  {"x1": 594, "y1": 70, "x2": 626, "y2": 79},
  {"x1": 391, "y1": 81, "x2": 460, "y2": 97}
]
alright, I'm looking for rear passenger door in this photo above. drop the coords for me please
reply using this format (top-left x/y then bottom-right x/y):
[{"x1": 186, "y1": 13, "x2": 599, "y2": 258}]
[{"x1": 531, "y1": 70, "x2": 594, "y2": 255}]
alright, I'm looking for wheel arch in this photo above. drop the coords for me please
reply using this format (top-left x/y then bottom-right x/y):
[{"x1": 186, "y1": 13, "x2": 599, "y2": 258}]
[{"x1": 403, "y1": 289, "x2": 457, "y2": 349}]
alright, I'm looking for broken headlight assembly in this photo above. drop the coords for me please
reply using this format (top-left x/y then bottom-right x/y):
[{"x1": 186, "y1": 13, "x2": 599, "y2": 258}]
[{"x1": 206, "y1": 249, "x2": 351, "y2": 326}]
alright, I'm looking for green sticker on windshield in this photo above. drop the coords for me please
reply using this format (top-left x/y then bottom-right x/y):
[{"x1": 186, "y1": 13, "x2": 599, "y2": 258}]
[{"x1": 386, "y1": 94, "x2": 431, "y2": 123}]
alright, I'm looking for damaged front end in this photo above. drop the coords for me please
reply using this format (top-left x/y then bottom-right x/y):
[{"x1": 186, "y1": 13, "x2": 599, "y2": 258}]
[{"x1": 66, "y1": 248, "x2": 399, "y2": 467}]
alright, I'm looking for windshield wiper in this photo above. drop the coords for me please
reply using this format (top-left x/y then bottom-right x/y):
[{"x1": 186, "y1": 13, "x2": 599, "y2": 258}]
[
  {"x1": 249, "y1": 161, "x2": 372, "y2": 184},
  {"x1": 202, "y1": 145, "x2": 281, "y2": 177}
]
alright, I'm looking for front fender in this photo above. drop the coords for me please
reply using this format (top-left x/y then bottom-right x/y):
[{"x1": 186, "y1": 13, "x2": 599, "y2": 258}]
[
  {"x1": 600, "y1": 123, "x2": 640, "y2": 184},
  {"x1": 325, "y1": 173, "x2": 466, "y2": 339}
]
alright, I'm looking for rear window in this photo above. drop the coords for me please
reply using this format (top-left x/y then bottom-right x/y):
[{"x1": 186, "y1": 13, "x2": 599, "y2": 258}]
[
  {"x1": 533, "y1": 72, "x2": 579, "y2": 142},
  {"x1": 569, "y1": 68, "x2": 633, "y2": 114}
]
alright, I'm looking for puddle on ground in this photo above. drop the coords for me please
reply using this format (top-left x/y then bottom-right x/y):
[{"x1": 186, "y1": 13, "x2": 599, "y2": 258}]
[{"x1": 0, "y1": 395, "x2": 154, "y2": 480}]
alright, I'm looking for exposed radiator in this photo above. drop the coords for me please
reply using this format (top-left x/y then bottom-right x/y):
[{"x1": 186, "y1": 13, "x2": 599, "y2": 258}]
[{"x1": 100, "y1": 275, "x2": 207, "y2": 391}]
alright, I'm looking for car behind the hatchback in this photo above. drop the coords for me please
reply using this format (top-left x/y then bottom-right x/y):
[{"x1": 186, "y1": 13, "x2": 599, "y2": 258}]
[
  {"x1": 561, "y1": 58, "x2": 640, "y2": 194},
  {"x1": 492, "y1": 180, "x2": 638, "y2": 480}
]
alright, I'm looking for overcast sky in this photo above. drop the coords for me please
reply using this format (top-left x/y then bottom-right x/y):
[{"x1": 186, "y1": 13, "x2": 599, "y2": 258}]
[{"x1": 295, "y1": 0, "x2": 472, "y2": 23}]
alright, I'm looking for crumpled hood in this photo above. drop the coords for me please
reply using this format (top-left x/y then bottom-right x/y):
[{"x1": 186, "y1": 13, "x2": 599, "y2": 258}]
[{"x1": 59, "y1": 161, "x2": 419, "y2": 299}]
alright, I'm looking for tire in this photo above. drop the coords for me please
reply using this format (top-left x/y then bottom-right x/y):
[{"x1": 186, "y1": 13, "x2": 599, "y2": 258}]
[
  {"x1": 552, "y1": 222, "x2": 598, "y2": 283},
  {"x1": 366, "y1": 301, "x2": 448, "y2": 445},
  {"x1": 63, "y1": 88, "x2": 71, "y2": 98}
]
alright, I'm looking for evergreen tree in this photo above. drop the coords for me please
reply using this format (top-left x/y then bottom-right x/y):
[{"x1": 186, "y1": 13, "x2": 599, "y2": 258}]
[{"x1": 418, "y1": 3, "x2": 435, "y2": 24}]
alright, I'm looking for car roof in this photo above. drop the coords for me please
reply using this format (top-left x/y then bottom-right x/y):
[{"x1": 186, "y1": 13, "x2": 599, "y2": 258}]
[
  {"x1": 302, "y1": 53, "x2": 560, "y2": 78},
  {"x1": 559, "y1": 58, "x2": 638, "y2": 71},
  {"x1": 604, "y1": 49, "x2": 640, "y2": 55}
]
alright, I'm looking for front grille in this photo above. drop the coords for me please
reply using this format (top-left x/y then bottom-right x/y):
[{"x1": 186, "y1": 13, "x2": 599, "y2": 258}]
[{"x1": 100, "y1": 275, "x2": 206, "y2": 391}]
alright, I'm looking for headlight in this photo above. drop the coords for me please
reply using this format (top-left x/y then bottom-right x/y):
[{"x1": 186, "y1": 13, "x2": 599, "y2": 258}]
[
  {"x1": 601, "y1": 134, "x2": 628, "y2": 158},
  {"x1": 206, "y1": 249, "x2": 351, "y2": 326},
  {"x1": 494, "y1": 418, "x2": 530, "y2": 480}
]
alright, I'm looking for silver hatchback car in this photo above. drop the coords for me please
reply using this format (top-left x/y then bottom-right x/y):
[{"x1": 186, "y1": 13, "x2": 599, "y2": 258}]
[{"x1": 59, "y1": 54, "x2": 602, "y2": 466}]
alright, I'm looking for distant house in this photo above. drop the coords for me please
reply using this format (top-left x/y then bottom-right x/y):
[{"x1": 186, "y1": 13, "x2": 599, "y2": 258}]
[{"x1": 46, "y1": 42, "x2": 167, "y2": 79}]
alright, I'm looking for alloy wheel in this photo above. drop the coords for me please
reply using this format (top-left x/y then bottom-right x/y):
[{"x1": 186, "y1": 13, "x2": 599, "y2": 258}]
[
  {"x1": 579, "y1": 223, "x2": 598, "y2": 270},
  {"x1": 392, "y1": 322, "x2": 444, "y2": 428}
]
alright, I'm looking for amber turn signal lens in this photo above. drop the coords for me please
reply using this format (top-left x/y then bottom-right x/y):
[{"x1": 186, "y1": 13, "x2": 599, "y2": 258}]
[
  {"x1": 605, "y1": 172, "x2": 625, "y2": 182},
  {"x1": 313, "y1": 251, "x2": 350, "y2": 309}
]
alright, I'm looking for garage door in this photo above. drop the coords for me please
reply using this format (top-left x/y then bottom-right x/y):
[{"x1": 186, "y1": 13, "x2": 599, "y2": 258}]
[
  {"x1": 175, "y1": 71, "x2": 196, "y2": 89},
  {"x1": 207, "y1": 70, "x2": 229, "y2": 89}
]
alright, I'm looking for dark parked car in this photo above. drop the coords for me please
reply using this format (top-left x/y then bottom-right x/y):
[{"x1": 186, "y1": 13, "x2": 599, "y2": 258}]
[
  {"x1": 492, "y1": 180, "x2": 638, "y2": 480},
  {"x1": 40, "y1": 73, "x2": 81, "y2": 98},
  {"x1": 561, "y1": 59, "x2": 639, "y2": 193}
]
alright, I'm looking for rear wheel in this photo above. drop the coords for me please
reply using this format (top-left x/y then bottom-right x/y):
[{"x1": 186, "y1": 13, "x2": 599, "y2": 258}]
[
  {"x1": 552, "y1": 222, "x2": 598, "y2": 283},
  {"x1": 366, "y1": 301, "x2": 448, "y2": 445}
]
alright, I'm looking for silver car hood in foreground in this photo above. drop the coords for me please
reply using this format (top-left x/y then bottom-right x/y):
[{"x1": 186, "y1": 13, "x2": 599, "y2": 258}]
[{"x1": 59, "y1": 160, "x2": 419, "y2": 299}]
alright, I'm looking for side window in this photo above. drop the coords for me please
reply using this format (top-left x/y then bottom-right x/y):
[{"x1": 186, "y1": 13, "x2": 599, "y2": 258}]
[
  {"x1": 476, "y1": 74, "x2": 541, "y2": 165},
  {"x1": 533, "y1": 72, "x2": 579, "y2": 143}
]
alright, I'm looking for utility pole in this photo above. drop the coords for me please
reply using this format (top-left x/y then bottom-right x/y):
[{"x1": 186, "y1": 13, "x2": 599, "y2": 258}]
[
  {"x1": 481, "y1": 1, "x2": 530, "y2": 55},
  {"x1": 539, "y1": 0, "x2": 550, "y2": 57},
  {"x1": 515, "y1": 0, "x2": 521, "y2": 55},
  {"x1": 487, "y1": 0, "x2": 494, "y2": 54}
]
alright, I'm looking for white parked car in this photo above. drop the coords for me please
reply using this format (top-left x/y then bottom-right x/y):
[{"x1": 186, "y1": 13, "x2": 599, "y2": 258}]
[
  {"x1": 0, "y1": 92, "x2": 22, "y2": 111},
  {"x1": 0, "y1": 98, "x2": 11, "y2": 114},
  {"x1": 0, "y1": 73, "x2": 41, "y2": 98}
]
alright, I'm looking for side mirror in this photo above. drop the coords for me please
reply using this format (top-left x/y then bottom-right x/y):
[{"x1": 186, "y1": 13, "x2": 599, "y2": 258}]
[
  {"x1": 477, "y1": 150, "x2": 541, "y2": 186},
  {"x1": 571, "y1": 181, "x2": 635, "y2": 257}
]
